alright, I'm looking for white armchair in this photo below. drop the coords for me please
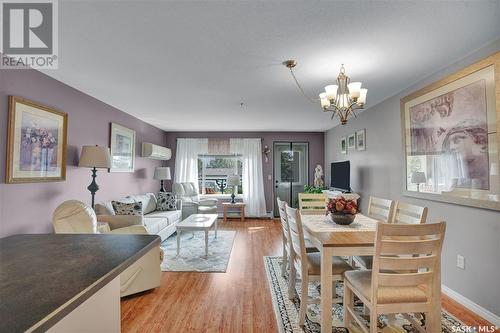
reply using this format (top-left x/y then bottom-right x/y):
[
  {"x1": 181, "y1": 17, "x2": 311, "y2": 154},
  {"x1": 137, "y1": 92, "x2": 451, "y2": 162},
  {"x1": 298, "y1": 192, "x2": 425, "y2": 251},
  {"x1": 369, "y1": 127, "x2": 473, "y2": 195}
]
[
  {"x1": 52, "y1": 200, "x2": 162, "y2": 297},
  {"x1": 172, "y1": 182, "x2": 218, "y2": 219}
]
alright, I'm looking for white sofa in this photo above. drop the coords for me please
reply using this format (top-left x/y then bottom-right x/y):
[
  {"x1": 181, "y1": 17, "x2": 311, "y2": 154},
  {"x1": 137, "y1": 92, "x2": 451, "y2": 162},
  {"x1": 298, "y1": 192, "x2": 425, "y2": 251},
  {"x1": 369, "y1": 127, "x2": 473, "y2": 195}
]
[
  {"x1": 94, "y1": 192, "x2": 182, "y2": 241},
  {"x1": 52, "y1": 200, "x2": 161, "y2": 297}
]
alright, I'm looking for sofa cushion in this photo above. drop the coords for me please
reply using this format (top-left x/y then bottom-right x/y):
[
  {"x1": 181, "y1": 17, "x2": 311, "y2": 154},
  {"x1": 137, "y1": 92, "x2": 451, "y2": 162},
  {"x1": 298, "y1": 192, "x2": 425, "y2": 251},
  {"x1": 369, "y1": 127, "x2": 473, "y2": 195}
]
[
  {"x1": 127, "y1": 193, "x2": 157, "y2": 214},
  {"x1": 146, "y1": 210, "x2": 182, "y2": 224},
  {"x1": 94, "y1": 201, "x2": 116, "y2": 216},
  {"x1": 156, "y1": 192, "x2": 177, "y2": 211},
  {"x1": 143, "y1": 217, "x2": 169, "y2": 234},
  {"x1": 112, "y1": 201, "x2": 143, "y2": 216}
]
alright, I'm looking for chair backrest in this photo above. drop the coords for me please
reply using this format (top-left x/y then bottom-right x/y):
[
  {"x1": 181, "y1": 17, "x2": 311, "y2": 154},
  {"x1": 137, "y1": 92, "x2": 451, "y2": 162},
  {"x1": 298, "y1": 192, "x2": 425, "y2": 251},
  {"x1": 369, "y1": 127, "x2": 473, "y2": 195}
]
[
  {"x1": 276, "y1": 197, "x2": 291, "y2": 244},
  {"x1": 173, "y1": 182, "x2": 199, "y2": 202},
  {"x1": 391, "y1": 201, "x2": 428, "y2": 225},
  {"x1": 298, "y1": 193, "x2": 327, "y2": 214},
  {"x1": 371, "y1": 222, "x2": 446, "y2": 304},
  {"x1": 367, "y1": 196, "x2": 395, "y2": 222},
  {"x1": 285, "y1": 205, "x2": 307, "y2": 269},
  {"x1": 52, "y1": 200, "x2": 97, "y2": 233}
]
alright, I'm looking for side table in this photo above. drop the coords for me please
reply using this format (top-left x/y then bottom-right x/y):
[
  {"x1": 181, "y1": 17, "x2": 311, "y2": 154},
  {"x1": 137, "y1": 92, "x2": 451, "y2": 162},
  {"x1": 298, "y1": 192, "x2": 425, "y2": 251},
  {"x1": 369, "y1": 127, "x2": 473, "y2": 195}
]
[{"x1": 222, "y1": 202, "x2": 246, "y2": 222}]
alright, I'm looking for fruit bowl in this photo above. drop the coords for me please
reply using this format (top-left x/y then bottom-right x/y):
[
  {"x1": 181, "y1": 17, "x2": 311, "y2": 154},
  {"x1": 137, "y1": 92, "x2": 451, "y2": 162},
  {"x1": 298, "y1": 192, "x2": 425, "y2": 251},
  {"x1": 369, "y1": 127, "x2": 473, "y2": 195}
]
[{"x1": 329, "y1": 212, "x2": 356, "y2": 225}]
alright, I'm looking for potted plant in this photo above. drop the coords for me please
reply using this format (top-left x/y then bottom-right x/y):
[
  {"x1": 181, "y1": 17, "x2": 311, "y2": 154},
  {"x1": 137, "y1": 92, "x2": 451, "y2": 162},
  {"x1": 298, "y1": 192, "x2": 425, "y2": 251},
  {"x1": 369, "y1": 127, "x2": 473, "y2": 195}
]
[{"x1": 326, "y1": 197, "x2": 358, "y2": 225}]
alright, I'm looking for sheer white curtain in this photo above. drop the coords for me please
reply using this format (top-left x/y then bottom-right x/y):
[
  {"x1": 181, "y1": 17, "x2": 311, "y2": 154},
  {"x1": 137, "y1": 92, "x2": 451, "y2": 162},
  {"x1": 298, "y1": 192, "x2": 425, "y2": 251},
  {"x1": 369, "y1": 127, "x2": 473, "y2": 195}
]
[
  {"x1": 174, "y1": 138, "x2": 208, "y2": 193},
  {"x1": 231, "y1": 138, "x2": 267, "y2": 217}
]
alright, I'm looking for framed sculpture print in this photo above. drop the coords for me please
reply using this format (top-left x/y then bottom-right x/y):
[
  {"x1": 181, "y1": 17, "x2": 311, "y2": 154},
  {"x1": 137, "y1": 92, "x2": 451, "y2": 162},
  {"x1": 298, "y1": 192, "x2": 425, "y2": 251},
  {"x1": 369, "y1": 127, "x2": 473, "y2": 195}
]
[
  {"x1": 340, "y1": 137, "x2": 347, "y2": 154},
  {"x1": 356, "y1": 129, "x2": 366, "y2": 151},
  {"x1": 110, "y1": 123, "x2": 136, "y2": 172},
  {"x1": 347, "y1": 134, "x2": 356, "y2": 150},
  {"x1": 6, "y1": 96, "x2": 67, "y2": 183},
  {"x1": 401, "y1": 52, "x2": 499, "y2": 211}
]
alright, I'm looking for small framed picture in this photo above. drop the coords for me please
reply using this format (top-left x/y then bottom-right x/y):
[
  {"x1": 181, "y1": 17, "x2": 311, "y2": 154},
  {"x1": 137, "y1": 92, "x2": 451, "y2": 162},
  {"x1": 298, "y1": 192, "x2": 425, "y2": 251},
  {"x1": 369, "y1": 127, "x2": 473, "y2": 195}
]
[
  {"x1": 356, "y1": 129, "x2": 366, "y2": 151},
  {"x1": 340, "y1": 137, "x2": 347, "y2": 154},
  {"x1": 347, "y1": 134, "x2": 356, "y2": 150},
  {"x1": 110, "y1": 123, "x2": 136, "y2": 172},
  {"x1": 6, "y1": 96, "x2": 68, "y2": 183}
]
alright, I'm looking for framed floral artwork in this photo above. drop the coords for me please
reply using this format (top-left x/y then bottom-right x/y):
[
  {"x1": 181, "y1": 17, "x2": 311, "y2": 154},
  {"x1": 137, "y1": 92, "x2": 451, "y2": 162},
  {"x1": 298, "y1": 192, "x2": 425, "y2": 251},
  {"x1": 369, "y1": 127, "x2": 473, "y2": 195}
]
[
  {"x1": 110, "y1": 123, "x2": 136, "y2": 172},
  {"x1": 6, "y1": 96, "x2": 68, "y2": 183},
  {"x1": 401, "y1": 52, "x2": 499, "y2": 211},
  {"x1": 340, "y1": 137, "x2": 347, "y2": 154}
]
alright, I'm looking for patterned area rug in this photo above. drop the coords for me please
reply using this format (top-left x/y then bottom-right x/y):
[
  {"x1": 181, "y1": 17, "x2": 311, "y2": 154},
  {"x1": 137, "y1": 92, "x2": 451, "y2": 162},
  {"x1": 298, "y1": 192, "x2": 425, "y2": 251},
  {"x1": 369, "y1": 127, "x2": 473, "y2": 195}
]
[
  {"x1": 160, "y1": 230, "x2": 236, "y2": 272},
  {"x1": 264, "y1": 256, "x2": 465, "y2": 333}
]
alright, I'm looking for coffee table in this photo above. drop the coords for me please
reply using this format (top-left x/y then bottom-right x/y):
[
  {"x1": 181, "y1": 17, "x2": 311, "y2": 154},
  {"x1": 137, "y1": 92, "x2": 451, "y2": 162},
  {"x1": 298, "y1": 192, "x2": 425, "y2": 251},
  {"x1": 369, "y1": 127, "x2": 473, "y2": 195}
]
[{"x1": 176, "y1": 214, "x2": 218, "y2": 257}]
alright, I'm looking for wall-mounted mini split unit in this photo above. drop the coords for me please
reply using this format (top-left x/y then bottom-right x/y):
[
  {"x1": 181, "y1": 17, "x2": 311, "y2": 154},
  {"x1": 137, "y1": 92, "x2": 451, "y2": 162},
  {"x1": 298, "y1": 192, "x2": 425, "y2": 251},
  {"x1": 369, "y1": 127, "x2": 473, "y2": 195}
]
[{"x1": 142, "y1": 143, "x2": 172, "y2": 160}]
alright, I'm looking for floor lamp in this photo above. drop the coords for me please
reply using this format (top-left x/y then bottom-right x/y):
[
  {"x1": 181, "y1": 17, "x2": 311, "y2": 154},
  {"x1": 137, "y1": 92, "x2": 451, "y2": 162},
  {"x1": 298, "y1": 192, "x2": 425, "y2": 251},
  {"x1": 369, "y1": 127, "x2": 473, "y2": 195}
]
[{"x1": 79, "y1": 145, "x2": 112, "y2": 209}]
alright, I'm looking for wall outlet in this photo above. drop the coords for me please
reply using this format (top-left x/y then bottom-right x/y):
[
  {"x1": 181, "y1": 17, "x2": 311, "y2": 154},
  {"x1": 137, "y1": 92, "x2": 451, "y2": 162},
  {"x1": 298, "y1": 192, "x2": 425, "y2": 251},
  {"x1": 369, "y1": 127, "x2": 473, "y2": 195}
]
[{"x1": 457, "y1": 254, "x2": 465, "y2": 270}]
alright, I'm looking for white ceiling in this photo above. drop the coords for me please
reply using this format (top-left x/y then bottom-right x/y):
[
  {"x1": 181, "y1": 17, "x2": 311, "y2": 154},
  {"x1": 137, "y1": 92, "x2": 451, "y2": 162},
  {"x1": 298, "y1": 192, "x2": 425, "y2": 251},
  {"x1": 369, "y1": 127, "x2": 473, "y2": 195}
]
[{"x1": 43, "y1": 1, "x2": 500, "y2": 132}]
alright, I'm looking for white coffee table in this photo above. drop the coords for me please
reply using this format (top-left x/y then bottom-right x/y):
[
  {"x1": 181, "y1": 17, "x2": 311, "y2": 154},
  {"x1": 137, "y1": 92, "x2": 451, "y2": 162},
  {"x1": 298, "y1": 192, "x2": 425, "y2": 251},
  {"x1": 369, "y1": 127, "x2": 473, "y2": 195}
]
[{"x1": 176, "y1": 214, "x2": 218, "y2": 257}]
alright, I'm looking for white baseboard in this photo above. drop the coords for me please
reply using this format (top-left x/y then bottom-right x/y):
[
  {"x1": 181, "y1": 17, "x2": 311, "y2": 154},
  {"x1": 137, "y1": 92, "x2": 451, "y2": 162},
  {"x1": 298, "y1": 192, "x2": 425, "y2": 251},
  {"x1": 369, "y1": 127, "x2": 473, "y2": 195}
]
[{"x1": 442, "y1": 284, "x2": 499, "y2": 327}]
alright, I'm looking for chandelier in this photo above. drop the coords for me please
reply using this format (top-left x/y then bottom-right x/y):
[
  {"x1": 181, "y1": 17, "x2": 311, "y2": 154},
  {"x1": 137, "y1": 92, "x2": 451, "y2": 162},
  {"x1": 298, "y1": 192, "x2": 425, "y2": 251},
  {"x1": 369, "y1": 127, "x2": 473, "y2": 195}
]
[{"x1": 283, "y1": 60, "x2": 368, "y2": 125}]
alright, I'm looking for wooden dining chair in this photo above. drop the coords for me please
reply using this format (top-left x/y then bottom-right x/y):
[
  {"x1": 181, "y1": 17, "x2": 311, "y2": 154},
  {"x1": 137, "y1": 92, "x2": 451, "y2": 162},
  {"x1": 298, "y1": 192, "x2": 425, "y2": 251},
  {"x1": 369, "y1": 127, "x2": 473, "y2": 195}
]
[
  {"x1": 356, "y1": 200, "x2": 428, "y2": 269},
  {"x1": 354, "y1": 196, "x2": 396, "y2": 269},
  {"x1": 276, "y1": 197, "x2": 318, "y2": 277},
  {"x1": 285, "y1": 205, "x2": 353, "y2": 326},
  {"x1": 298, "y1": 193, "x2": 328, "y2": 214},
  {"x1": 343, "y1": 221, "x2": 446, "y2": 333}
]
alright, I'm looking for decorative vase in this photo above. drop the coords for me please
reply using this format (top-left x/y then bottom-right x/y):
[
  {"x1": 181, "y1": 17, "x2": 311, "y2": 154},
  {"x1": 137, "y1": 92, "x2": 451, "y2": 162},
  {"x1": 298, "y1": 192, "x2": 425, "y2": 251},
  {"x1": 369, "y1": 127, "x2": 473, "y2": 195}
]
[{"x1": 329, "y1": 212, "x2": 356, "y2": 225}]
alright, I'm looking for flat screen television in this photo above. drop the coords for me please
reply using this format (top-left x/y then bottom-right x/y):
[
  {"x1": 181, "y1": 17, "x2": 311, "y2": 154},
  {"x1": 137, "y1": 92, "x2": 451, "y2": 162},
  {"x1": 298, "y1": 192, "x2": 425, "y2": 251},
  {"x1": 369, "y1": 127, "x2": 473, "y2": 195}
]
[{"x1": 330, "y1": 161, "x2": 350, "y2": 192}]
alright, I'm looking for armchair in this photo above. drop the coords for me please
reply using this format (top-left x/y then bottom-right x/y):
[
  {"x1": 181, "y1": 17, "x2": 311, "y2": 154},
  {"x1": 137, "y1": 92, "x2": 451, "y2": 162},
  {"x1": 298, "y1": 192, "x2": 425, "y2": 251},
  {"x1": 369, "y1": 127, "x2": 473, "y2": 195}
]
[
  {"x1": 172, "y1": 182, "x2": 218, "y2": 219},
  {"x1": 52, "y1": 200, "x2": 161, "y2": 297}
]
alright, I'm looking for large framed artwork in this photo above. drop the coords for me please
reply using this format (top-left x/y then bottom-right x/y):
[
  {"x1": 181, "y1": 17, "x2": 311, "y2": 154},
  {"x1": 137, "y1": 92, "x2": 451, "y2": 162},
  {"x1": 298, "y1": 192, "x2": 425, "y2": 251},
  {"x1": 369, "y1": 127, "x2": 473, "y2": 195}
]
[
  {"x1": 109, "y1": 123, "x2": 136, "y2": 172},
  {"x1": 6, "y1": 96, "x2": 67, "y2": 183},
  {"x1": 401, "y1": 52, "x2": 499, "y2": 211}
]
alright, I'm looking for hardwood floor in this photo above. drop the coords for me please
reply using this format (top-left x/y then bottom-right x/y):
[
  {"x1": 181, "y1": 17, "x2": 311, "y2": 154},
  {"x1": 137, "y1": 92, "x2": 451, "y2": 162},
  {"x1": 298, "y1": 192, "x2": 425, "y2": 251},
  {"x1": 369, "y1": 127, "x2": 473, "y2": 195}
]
[{"x1": 121, "y1": 219, "x2": 496, "y2": 332}]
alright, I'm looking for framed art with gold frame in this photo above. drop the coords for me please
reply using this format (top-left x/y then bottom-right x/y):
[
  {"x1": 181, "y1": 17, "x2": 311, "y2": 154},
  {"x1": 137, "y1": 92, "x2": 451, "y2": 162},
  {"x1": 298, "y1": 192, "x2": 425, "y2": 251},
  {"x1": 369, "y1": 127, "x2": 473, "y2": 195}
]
[
  {"x1": 401, "y1": 52, "x2": 499, "y2": 211},
  {"x1": 6, "y1": 96, "x2": 68, "y2": 183}
]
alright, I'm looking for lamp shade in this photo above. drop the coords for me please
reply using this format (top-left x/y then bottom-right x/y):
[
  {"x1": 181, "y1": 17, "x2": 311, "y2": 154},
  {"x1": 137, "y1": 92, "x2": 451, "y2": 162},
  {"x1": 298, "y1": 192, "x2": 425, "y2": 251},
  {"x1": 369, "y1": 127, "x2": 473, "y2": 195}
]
[
  {"x1": 79, "y1": 145, "x2": 111, "y2": 169},
  {"x1": 154, "y1": 167, "x2": 171, "y2": 180},
  {"x1": 411, "y1": 171, "x2": 426, "y2": 184},
  {"x1": 227, "y1": 175, "x2": 241, "y2": 186}
]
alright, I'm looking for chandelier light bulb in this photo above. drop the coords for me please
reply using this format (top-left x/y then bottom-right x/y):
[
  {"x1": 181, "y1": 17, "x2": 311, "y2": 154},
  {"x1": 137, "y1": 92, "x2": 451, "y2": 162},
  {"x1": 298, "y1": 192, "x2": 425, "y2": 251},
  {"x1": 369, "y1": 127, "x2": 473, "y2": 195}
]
[
  {"x1": 324, "y1": 85, "x2": 338, "y2": 100},
  {"x1": 348, "y1": 82, "x2": 362, "y2": 99},
  {"x1": 358, "y1": 88, "x2": 368, "y2": 105}
]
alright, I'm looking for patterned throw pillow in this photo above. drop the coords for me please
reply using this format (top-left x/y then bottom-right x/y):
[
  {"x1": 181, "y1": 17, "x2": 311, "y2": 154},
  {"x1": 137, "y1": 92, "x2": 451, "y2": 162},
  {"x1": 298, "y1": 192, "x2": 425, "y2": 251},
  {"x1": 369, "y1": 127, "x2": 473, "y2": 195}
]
[
  {"x1": 112, "y1": 201, "x2": 143, "y2": 216},
  {"x1": 156, "y1": 192, "x2": 177, "y2": 211}
]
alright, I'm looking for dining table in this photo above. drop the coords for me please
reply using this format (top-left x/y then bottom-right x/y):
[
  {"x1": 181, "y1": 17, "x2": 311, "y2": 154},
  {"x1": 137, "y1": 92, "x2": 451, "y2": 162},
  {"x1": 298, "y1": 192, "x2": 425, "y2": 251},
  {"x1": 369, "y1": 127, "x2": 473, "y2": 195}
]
[
  {"x1": 300, "y1": 212, "x2": 378, "y2": 333},
  {"x1": 300, "y1": 211, "x2": 442, "y2": 333}
]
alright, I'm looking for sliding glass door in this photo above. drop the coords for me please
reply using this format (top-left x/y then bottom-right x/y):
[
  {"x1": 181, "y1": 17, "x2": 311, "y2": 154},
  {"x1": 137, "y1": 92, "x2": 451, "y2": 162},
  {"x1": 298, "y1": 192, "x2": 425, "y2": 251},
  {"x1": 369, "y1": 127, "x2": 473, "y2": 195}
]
[{"x1": 273, "y1": 142, "x2": 309, "y2": 217}]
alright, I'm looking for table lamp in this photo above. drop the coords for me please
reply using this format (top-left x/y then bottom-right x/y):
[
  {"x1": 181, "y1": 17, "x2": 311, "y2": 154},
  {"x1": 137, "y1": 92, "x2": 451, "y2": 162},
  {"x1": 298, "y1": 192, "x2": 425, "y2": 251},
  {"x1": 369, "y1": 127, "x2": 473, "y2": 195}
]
[
  {"x1": 227, "y1": 175, "x2": 241, "y2": 203},
  {"x1": 154, "y1": 167, "x2": 171, "y2": 192},
  {"x1": 411, "y1": 171, "x2": 426, "y2": 192},
  {"x1": 79, "y1": 145, "x2": 111, "y2": 208}
]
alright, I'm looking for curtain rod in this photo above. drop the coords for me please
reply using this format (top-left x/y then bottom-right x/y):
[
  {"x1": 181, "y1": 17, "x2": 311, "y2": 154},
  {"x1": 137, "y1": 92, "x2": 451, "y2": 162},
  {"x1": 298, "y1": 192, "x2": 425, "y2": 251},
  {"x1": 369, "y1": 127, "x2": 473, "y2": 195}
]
[{"x1": 175, "y1": 137, "x2": 264, "y2": 141}]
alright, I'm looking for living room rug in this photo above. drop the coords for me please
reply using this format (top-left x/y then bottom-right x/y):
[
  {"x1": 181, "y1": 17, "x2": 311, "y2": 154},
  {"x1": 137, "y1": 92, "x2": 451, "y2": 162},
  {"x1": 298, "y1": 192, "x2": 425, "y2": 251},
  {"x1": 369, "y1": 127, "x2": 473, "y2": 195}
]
[
  {"x1": 264, "y1": 256, "x2": 466, "y2": 333},
  {"x1": 160, "y1": 230, "x2": 236, "y2": 272}
]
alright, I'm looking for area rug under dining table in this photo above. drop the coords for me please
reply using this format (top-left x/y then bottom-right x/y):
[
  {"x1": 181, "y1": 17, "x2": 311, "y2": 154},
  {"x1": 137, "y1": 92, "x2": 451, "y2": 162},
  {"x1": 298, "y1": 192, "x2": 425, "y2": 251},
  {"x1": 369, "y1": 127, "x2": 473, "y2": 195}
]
[
  {"x1": 264, "y1": 256, "x2": 467, "y2": 333},
  {"x1": 160, "y1": 230, "x2": 236, "y2": 272}
]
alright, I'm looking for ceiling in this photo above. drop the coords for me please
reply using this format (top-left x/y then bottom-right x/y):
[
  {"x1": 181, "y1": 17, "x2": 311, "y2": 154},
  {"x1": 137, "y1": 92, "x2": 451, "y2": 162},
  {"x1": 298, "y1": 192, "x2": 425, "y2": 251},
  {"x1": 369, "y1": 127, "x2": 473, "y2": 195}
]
[{"x1": 43, "y1": 1, "x2": 500, "y2": 132}]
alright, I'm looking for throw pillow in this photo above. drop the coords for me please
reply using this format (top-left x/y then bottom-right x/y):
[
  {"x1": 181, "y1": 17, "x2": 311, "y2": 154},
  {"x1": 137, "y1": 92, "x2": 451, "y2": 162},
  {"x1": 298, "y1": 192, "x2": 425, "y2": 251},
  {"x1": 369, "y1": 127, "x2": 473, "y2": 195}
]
[
  {"x1": 112, "y1": 201, "x2": 143, "y2": 216},
  {"x1": 156, "y1": 192, "x2": 177, "y2": 211}
]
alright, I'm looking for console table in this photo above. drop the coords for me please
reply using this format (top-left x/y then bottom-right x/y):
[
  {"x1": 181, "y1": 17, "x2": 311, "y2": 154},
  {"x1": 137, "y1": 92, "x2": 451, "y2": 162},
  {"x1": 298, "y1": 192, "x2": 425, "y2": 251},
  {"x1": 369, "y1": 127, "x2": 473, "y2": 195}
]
[{"x1": 222, "y1": 202, "x2": 246, "y2": 222}]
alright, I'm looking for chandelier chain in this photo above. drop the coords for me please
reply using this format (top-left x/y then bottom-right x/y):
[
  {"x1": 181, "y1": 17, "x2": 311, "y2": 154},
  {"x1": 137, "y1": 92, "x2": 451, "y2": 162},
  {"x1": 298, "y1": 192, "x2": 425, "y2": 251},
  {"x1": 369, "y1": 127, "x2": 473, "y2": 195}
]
[{"x1": 288, "y1": 67, "x2": 319, "y2": 103}]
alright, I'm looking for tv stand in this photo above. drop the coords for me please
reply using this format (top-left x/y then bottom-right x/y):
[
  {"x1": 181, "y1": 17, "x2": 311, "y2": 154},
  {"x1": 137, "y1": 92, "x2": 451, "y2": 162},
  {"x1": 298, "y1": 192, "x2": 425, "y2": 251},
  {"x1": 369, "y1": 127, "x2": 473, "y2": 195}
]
[{"x1": 323, "y1": 189, "x2": 360, "y2": 202}]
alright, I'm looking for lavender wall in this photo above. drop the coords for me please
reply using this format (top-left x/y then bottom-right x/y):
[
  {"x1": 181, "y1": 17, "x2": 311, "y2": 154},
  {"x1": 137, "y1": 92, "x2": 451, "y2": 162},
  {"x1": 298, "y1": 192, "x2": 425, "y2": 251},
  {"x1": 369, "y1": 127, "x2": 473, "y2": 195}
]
[
  {"x1": 164, "y1": 132, "x2": 325, "y2": 213},
  {"x1": 0, "y1": 69, "x2": 166, "y2": 237}
]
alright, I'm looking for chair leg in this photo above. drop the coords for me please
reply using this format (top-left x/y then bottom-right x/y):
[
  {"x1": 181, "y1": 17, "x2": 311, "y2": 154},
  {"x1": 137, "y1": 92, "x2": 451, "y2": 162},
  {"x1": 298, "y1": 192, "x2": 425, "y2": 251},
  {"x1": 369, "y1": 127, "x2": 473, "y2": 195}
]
[
  {"x1": 298, "y1": 276, "x2": 309, "y2": 326},
  {"x1": 281, "y1": 244, "x2": 287, "y2": 277},
  {"x1": 426, "y1": 310, "x2": 440, "y2": 333},
  {"x1": 369, "y1": 310, "x2": 378, "y2": 333},
  {"x1": 343, "y1": 282, "x2": 353, "y2": 329},
  {"x1": 288, "y1": 260, "x2": 296, "y2": 300}
]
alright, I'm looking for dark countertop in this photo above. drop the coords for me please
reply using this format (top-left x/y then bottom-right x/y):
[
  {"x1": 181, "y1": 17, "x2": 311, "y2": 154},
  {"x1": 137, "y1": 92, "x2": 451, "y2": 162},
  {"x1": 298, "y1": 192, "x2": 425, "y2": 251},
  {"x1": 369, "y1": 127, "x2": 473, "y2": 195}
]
[{"x1": 0, "y1": 233, "x2": 160, "y2": 333}]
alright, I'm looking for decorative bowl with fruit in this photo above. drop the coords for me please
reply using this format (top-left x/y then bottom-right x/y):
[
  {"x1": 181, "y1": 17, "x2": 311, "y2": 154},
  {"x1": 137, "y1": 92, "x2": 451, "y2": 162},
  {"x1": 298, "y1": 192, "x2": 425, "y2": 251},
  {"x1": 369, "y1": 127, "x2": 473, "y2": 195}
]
[{"x1": 326, "y1": 197, "x2": 358, "y2": 225}]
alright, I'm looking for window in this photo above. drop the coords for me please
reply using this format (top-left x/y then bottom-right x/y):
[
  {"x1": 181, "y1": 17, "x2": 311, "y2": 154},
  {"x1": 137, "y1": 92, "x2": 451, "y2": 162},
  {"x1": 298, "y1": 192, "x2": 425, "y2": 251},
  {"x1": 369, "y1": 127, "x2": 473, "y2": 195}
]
[{"x1": 198, "y1": 155, "x2": 243, "y2": 195}]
